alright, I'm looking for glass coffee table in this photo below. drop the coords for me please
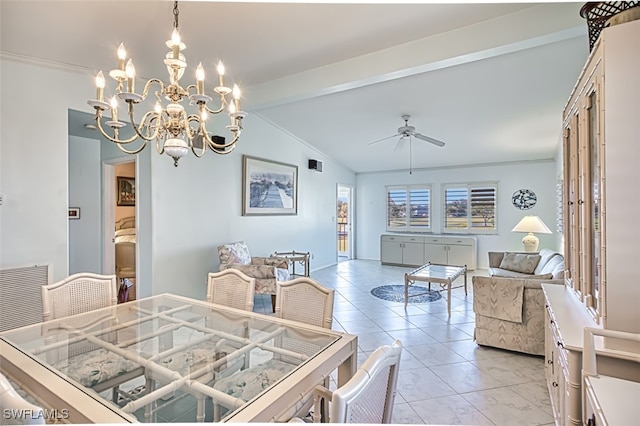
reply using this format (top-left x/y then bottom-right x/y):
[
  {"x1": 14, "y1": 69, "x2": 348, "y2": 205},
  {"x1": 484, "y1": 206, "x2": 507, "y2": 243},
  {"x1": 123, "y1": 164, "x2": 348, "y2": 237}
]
[{"x1": 404, "y1": 263, "x2": 467, "y2": 315}]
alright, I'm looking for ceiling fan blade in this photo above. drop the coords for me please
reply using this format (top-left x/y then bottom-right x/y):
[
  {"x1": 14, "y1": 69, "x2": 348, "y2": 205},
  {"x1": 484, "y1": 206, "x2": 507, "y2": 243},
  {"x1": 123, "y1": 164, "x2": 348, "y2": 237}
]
[
  {"x1": 394, "y1": 136, "x2": 407, "y2": 152},
  {"x1": 367, "y1": 133, "x2": 400, "y2": 145},
  {"x1": 413, "y1": 132, "x2": 446, "y2": 147}
]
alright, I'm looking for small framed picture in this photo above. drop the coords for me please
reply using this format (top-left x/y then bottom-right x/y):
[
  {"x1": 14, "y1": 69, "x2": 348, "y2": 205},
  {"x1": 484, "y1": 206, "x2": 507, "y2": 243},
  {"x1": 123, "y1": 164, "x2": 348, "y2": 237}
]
[
  {"x1": 117, "y1": 176, "x2": 135, "y2": 206},
  {"x1": 68, "y1": 207, "x2": 81, "y2": 219}
]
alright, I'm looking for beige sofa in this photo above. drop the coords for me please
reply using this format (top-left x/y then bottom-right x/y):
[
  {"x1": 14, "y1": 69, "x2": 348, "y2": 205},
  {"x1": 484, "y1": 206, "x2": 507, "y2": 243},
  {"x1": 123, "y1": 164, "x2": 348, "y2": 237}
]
[{"x1": 472, "y1": 249, "x2": 565, "y2": 355}]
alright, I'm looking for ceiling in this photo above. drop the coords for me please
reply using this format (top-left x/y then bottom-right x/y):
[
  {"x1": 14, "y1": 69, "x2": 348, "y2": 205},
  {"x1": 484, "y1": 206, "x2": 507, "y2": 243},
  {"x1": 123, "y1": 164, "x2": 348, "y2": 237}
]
[{"x1": 1, "y1": 1, "x2": 591, "y2": 173}]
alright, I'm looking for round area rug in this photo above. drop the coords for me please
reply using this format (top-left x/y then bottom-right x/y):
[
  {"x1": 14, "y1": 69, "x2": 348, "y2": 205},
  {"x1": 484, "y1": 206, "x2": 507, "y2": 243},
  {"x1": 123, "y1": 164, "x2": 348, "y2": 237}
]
[{"x1": 370, "y1": 285, "x2": 442, "y2": 303}]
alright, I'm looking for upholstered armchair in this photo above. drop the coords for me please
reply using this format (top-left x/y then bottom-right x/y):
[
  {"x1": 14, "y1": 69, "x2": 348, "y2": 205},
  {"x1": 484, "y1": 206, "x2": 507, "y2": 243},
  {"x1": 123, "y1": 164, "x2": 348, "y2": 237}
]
[{"x1": 217, "y1": 241, "x2": 290, "y2": 308}]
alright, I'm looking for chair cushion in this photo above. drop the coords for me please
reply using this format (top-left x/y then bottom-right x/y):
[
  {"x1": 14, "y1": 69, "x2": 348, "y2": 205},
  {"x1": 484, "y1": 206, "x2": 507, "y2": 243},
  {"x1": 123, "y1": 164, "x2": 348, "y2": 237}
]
[
  {"x1": 160, "y1": 341, "x2": 244, "y2": 378},
  {"x1": 214, "y1": 359, "x2": 295, "y2": 401},
  {"x1": 52, "y1": 348, "x2": 140, "y2": 388},
  {"x1": 499, "y1": 253, "x2": 541, "y2": 274}
]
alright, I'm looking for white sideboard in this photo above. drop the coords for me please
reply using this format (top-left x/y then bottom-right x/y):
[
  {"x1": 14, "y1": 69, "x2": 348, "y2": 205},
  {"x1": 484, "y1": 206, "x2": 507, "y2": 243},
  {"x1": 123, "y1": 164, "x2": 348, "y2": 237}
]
[{"x1": 380, "y1": 234, "x2": 476, "y2": 270}]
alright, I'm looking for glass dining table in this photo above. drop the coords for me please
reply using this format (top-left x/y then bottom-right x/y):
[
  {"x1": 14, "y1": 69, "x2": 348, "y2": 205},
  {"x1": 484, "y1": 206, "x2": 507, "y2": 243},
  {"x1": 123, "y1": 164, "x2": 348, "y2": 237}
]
[{"x1": 0, "y1": 293, "x2": 357, "y2": 423}]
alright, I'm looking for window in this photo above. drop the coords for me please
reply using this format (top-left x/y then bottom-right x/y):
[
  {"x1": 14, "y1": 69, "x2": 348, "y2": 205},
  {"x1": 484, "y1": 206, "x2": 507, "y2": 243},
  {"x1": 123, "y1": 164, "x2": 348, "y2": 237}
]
[
  {"x1": 386, "y1": 185, "x2": 431, "y2": 232},
  {"x1": 443, "y1": 183, "x2": 497, "y2": 234}
]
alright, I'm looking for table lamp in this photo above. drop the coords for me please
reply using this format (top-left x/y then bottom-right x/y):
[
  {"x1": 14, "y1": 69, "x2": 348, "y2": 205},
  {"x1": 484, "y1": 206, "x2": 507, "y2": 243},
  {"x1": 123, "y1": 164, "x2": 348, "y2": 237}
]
[{"x1": 511, "y1": 215, "x2": 552, "y2": 252}]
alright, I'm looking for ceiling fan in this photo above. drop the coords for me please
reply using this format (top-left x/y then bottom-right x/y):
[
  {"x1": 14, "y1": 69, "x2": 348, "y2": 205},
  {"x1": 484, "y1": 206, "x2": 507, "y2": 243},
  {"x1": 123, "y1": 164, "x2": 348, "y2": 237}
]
[
  {"x1": 368, "y1": 114, "x2": 445, "y2": 173},
  {"x1": 367, "y1": 114, "x2": 446, "y2": 149}
]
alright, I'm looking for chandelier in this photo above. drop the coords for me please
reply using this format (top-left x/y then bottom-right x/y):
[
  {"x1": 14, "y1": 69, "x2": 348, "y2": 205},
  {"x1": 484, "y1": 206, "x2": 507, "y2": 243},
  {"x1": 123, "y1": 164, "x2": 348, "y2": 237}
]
[{"x1": 87, "y1": 1, "x2": 246, "y2": 166}]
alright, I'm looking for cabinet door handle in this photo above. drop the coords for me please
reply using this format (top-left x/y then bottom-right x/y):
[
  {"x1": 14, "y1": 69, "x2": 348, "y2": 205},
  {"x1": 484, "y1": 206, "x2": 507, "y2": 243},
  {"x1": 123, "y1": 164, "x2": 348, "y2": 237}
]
[
  {"x1": 557, "y1": 341, "x2": 564, "y2": 348},
  {"x1": 578, "y1": 199, "x2": 585, "y2": 205},
  {"x1": 547, "y1": 360, "x2": 553, "y2": 365},
  {"x1": 552, "y1": 381, "x2": 558, "y2": 388}
]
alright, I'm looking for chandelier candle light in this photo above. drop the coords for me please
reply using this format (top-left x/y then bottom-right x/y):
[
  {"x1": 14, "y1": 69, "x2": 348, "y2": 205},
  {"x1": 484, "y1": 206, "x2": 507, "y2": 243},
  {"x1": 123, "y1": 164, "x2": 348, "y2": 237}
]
[
  {"x1": 87, "y1": 1, "x2": 246, "y2": 166},
  {"x1": 511, "y1": 215, "x2": 552, "y2": 252}
]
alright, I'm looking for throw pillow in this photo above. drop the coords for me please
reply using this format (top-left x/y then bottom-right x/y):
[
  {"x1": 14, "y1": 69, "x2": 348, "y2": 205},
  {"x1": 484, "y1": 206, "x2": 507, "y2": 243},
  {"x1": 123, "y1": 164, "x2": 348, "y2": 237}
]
[
  {"x1": 226, "y1": 241, "x2": 252, "y2": 265},
  {"x1": 499, "y1": 253, "x2": 541, "y2": 274}
]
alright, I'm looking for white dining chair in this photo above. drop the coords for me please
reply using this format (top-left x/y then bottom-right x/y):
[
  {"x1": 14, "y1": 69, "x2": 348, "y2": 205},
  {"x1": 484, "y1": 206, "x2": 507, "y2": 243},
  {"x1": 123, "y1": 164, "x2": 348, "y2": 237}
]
[
  {"x1": 41, "y1": 272, "x2": 118, "y2": 321},
  {"x1": 155, "y1": 269, "x2": 257, "y2": 422},
  {"x1": 207, "y1": 269, "x2": 256, "y2": 311},
  {"x1": 212, "y1": 277, "x2": 335, "y2": 421},
  {"x1": 41, "y1": 273, "x2": 143, "y2": 403},
  {"x1": 0, "y1": 373, "x2": 45, "y2": 425},
  {"x1": 275, "y1": 277, "x2": 334, "y2": 328},
  {"x1": 310, "y1": 339, "x2": 403, "y2": 423}
]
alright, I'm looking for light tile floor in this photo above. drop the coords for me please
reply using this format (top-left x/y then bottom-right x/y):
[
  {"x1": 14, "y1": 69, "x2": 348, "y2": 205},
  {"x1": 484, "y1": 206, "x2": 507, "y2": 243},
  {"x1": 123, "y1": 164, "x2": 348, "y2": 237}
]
[{"x1": 251, "y1": 259, "x2": 554, "y2": 426}]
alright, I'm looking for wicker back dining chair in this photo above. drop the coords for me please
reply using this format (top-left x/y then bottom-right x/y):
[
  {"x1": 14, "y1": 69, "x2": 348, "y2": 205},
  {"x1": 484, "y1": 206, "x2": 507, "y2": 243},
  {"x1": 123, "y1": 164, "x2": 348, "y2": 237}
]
[
  {"x1": 206, "y1": 269, "x2": 256, "y2": 311},
  {"x1": 310, "y1": 339, "x2": 403, "y2": 424},
  {"x1": 41, "y1": 272, "x2": 118, "y2": 322},
  {"x1": 40, "y1": 273, "x2": 143, "y2": 403},
  {"x1": 275, "y1": 277, "x2": 334, "y2": 329},
  {"x1": 212, "y1": 277, "x2": 335, "y2": 421}
]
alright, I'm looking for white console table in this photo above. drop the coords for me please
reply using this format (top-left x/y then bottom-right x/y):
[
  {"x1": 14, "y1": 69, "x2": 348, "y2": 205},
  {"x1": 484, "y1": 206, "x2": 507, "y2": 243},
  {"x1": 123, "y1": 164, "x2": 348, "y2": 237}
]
[{"x1": 380, "y1": 234, "x2": 476, "y2": 270}]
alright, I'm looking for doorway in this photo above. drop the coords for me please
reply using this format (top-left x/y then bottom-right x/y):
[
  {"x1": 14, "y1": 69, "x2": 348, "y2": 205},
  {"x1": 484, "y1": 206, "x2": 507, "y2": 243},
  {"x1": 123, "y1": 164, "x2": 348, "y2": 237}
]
[
  {"x1": 103, "y1": 159, "x2": 137, "y2": 302},
  {"x1": 337, "y1": 184, "x2": 353, "y2": 262}
]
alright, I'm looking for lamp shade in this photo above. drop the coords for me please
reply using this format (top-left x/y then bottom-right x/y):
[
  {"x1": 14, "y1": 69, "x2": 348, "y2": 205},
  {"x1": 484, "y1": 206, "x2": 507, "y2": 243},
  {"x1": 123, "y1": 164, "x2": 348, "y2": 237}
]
[
  {"x1": 511, "y1": 216, "x2": 552, "y2": 234},
  {"x1": 511, "y1": 216, "x2": 552, "y2": 252}
]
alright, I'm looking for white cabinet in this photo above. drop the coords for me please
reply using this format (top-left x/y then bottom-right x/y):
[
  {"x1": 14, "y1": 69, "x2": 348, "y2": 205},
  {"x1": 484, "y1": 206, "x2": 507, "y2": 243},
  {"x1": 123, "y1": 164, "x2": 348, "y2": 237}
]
[
  {"x1": 380, "y1": 235, "x2": 424, "y2": 267},
  {"x1": 562, "y1": 18, "x2": 640, "y2": 332},
  {"x1": 424, "y1": 237, "x2": 476, "y2": 269},
  {"x1": 543, "y1": 284, "x2": 590, "y2": 425},
  {"x1": 380, "y1": 234, "x2": 476, "y2": 269},
  {"x1": 543, "y1": 284, "x2": 639, "y2": 426},
  {"x1": 546, "y1": 19, "x2": 640, "y2": 426}
]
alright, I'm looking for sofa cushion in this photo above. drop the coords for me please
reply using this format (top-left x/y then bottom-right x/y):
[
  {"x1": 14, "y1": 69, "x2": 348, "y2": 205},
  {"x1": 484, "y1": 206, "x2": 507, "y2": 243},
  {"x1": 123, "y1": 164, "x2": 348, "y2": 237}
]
[{"x1": 499, "y1": 253, "x2": 541, "y2": 274}]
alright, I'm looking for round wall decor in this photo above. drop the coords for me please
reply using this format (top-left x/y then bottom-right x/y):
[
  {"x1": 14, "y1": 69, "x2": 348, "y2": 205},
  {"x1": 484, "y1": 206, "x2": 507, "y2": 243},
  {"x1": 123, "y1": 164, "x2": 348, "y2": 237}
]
[{"x1": 512, "y1": 189, "x2": 537, "y2": 210}]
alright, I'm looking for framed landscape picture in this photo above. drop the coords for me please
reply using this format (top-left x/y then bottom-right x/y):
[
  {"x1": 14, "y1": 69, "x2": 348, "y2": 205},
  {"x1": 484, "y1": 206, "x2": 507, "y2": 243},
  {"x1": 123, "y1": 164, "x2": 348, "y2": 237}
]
[
  {"x1": 242, "y1": 155, "x2": 298, "y2": 216},
  {"x1": 117, "y1": 176, "x2": 135, "y2": 206}
]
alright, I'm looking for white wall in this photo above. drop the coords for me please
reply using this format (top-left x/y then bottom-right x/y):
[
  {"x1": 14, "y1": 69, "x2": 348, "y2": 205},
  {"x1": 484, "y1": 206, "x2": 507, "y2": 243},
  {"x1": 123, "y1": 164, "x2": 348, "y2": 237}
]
[
  {"x1": 355, "y1": 160, "x2": 560, "y2": 269},
  {"x1": 1, "y1": 56, "x2": 355, "y2": 300},
  {"x1": 68, "y1": 136, "x2": 102, "y2": 274},
  {"x1": 1, "y1": 59, "x2": 90, "y2": 279},
  {"x1": 147, "y1": 112, "x2": 355, "y2": 299}
]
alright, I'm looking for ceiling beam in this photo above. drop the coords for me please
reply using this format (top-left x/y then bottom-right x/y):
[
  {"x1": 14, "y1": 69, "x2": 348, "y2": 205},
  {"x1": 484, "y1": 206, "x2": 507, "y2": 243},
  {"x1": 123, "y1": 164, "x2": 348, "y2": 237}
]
[{"x1": 246, "y1": 3, "x2": 586, "y2": 111}]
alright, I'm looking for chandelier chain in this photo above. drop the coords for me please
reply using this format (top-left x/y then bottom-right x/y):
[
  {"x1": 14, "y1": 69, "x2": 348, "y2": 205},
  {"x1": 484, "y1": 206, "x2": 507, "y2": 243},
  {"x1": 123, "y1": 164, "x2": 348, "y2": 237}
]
[{"x1": 173, "y1": 1, "x2": 179, "y2": 29}]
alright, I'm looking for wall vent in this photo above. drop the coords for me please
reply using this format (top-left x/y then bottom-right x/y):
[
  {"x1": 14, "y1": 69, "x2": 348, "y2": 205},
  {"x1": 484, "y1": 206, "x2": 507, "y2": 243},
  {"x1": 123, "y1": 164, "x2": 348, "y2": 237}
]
[{"x1": 0, "y1": 264, "x2": 51, "y2": 332}]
